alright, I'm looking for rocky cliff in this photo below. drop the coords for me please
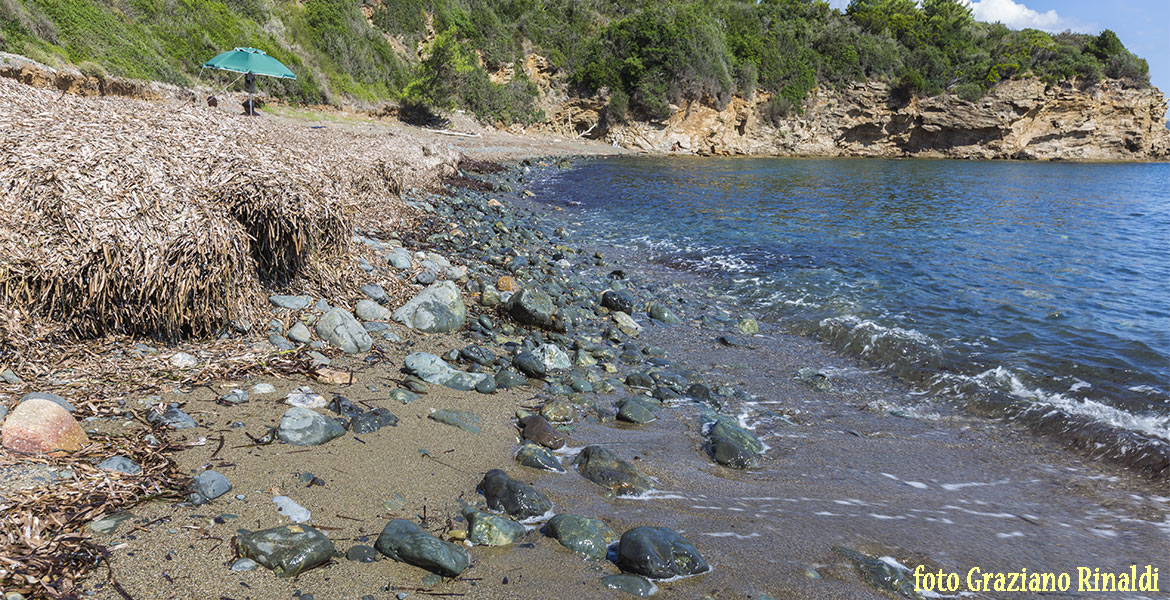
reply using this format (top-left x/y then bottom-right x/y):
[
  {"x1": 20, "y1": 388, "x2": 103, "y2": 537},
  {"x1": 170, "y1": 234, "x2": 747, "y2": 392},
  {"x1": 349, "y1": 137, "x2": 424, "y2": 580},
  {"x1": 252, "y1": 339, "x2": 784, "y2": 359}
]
[{"x1": 582, "y1": 78, "x2": 1170, "y2": 161}]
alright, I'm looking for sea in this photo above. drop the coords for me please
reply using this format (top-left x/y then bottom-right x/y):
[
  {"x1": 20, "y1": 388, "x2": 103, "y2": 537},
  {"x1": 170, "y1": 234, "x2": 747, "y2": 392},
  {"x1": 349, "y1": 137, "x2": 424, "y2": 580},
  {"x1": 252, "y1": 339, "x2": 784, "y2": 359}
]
[
  {"x1": 495, "y1": 156, "x2": 1170, "y2": 597},
  {"x1": 530, "y1": 156, "x2": 1170, "y2": 471}
]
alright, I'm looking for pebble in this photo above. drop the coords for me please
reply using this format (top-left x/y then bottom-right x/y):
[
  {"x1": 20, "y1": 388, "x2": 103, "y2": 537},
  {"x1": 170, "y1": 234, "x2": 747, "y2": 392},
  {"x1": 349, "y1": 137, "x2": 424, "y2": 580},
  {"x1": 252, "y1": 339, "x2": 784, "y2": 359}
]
[
  {"x1": 97, "y1": 456, "x2": 142, "y2": 475},
  {"x1": 346, "y1": 545, "x2": 381, "y2": 562},
  {"x1": 277, "y1": 406, "x2": 346, "y2": 446},
  {"x1": 617, "y1": 526, "x2": 709, "y2": 579},
  {"x1": 269, "y1": 295, "x2": 312, "y2": 310},
  {"x1": 230, "y1": 558, "x2": 258, "y2": 571},
  {"x1": 192, "y1": 470, "x2": 232, "y2": 500},
  {"x1": 479, "y1": 469, "x2": 552, "y2": 519},
  {"x1": 168, "y1": 352, "x2": 198, "y2": 369},
  {"x1": 428, "y1": 409, "x2": 482, "y2": 434},
  {"x1": 238, "y1": 524, "x2": 334, "y2": 577},
  {"x1": 273, "y1": 496, "x2": 311, "y2": 522},
  {"x1": 375, "y1": 519, "x2": 469, "y2": 577}
]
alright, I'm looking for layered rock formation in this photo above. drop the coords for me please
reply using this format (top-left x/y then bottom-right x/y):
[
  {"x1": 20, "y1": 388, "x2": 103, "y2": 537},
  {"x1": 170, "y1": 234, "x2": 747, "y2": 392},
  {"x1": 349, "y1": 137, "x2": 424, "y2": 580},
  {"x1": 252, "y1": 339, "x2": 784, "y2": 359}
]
[{"x1": 595, "y1": 78, "x2": 1170, "y2": 161}]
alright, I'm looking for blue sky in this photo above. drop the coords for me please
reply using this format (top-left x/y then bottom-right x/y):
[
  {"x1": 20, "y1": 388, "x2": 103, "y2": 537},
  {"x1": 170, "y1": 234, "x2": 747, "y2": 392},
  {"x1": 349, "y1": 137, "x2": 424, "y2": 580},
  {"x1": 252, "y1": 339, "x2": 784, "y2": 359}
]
[{"x1": 826, "y1": 0, "x2": 1170, "y2": 94}]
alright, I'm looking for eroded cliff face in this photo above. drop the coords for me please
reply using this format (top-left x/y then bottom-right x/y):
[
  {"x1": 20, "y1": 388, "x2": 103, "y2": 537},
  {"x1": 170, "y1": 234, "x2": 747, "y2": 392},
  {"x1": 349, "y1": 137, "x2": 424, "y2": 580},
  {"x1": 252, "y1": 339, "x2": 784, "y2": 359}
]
[{"x1": 594, "y1": 79, "x2": 1170, "y2": 161}]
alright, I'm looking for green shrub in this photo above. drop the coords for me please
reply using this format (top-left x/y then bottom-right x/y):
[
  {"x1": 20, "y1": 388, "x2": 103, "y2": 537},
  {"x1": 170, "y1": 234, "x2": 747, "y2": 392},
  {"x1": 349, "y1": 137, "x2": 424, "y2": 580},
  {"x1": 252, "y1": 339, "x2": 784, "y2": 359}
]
[
  {"x1": 606, "y1": 88, "x2": 629, "y2": 123},
  {"x1": 760, "y1": 94, "x2": 794, "y2": 127},
  {"x1": 1104, "y1": 52, "x2": 1149, "y2": 84},
  {"x1": 78, "y1": 59, "x2": 105, "y2": 78},
  {"x1": 953, "y1": 81, "x2": 982, "y2": 102}
]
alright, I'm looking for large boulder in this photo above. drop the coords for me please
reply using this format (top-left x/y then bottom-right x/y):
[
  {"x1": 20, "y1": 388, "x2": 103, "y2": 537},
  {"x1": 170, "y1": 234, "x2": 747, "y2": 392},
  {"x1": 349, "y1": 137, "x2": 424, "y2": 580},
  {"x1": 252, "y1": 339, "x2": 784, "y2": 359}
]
[
  {"x1": 617, "y1": 526, "x2": 709, "y2": 579},
  {"x1": 315, "y1": 308, "x2": 372, "y2": 354},
  {"x1": 505, "y1": 288, "x2": 557, "y2": 329},
  {"x1": 1, "y1": 398, "x2": 89, "y2": 454},
  {"x1": 237, "y1": 524, "x2": 334, "y2": 577},
  {"x1": 393, "y1": 281, "x2": 466, "y2": 333},
  {"x1": 375, "y1": 519, "x2": 469, "y2": 577}
]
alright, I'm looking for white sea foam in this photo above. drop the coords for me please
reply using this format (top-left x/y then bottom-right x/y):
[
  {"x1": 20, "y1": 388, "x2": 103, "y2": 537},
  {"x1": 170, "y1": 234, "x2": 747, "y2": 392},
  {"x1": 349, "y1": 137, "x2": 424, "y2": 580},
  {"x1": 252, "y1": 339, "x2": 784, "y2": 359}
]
[
  {"x1": 973, "y1": 367, "x2": 1170, "y2": 442},
  {"x1": 699, "y1": 531, "x2": 761, "y2": 539}
]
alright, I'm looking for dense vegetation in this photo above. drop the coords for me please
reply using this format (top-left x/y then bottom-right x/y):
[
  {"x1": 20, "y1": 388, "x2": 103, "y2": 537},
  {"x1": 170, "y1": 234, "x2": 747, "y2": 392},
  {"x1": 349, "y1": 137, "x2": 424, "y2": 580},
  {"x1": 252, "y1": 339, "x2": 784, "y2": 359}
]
[{"x1": 0, "y1": 0, "x2": 1152, "y2": 124}]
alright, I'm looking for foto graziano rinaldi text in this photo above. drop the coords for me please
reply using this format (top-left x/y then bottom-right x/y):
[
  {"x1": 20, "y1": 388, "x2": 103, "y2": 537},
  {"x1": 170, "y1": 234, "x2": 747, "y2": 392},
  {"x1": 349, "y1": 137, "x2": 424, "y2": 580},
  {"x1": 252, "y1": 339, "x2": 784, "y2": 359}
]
[{"x1": 913, "y1": 565, "x2": 1159, "y2": 593}]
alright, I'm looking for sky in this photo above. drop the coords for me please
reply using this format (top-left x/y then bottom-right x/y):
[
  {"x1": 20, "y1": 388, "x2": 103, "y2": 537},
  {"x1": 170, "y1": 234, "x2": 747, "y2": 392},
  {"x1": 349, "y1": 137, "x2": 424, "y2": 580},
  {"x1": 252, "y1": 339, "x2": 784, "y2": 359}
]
[{"x1": 826, "y1": 0, "x2": 1170, "y2": 94}]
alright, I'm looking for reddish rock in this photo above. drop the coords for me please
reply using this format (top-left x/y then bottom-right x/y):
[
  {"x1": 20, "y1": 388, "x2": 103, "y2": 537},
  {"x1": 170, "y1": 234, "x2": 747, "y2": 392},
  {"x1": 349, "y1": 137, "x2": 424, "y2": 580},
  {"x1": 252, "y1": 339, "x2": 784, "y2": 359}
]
[
  {"x1": 2, "y1": 398, "x2": 89, "y2": 455},
  {"x1": 497, "y1": 276, "x2": 519, "y2": 292},
  {"x1": 519, "y1": 415, "x2": 565, "y2": 450}
]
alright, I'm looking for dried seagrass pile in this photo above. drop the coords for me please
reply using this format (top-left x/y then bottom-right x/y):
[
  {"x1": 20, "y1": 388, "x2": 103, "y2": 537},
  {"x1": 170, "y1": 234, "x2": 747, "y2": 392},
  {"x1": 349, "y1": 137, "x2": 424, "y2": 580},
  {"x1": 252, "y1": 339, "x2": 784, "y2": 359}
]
[
  {"x1": 0, "y1": 74, "x2": 460, "y2": 599},
  {"x1": 0, "y1": 75, "x2": 457, "y2": 354}
]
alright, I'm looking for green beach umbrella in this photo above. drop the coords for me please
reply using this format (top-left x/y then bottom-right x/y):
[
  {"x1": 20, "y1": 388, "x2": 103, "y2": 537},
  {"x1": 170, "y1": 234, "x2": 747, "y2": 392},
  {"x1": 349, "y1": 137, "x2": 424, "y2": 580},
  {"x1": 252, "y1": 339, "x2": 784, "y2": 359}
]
[
  {"x1": 202, "y1": 47, "x2": 295, "y2": 113},
  {"x1": 202, "y1": 47, "x2": 296, "y2": 79}
]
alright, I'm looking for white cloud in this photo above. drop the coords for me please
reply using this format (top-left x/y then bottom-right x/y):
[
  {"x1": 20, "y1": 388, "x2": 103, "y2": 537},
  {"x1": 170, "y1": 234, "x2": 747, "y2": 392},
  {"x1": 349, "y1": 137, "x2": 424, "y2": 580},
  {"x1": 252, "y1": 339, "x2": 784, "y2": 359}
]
[
  {"x1": 964, "y1": 0, "x2": 1078, "y2": 32},
  {"x1": 826, "y1": 0, "x2": 1087, "y2": 33}
]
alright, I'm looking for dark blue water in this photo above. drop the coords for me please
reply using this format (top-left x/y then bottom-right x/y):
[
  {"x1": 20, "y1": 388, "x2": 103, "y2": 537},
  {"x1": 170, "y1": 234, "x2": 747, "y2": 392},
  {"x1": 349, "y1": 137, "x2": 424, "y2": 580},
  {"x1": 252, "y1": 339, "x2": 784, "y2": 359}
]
[{"x1": 532, "y1": 157, "x2": 1170, "y2": 454}]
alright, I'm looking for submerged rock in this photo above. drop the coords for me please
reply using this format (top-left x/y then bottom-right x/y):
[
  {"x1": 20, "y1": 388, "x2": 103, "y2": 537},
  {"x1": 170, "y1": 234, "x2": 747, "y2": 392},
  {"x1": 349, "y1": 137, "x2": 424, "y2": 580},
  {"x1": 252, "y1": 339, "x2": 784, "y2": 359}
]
[
  {"x1": 573, "y1": 445, "x2": 652, "y2": 496},
  {"x1": 545, "y1": 514, "x2": 617, "y2": 560},
  {"x1": 835, "y1": 547, "x2": 921, "y2": 599},
  {"x1": 237, "y1": 524, "x2": 334, "y2": 577},
  {"x1": 479, "y1": 469, "x2": 552, "y2": 519},
  {"x1": 710, "y1": 437, "x2": 757, "y2": 469},
  {"x1": 375, "y1": 519, "x2": 469, "y2": 577},
  {"x1": 617, "y1": 526, "x2": 709, "y2": 579},
  {"x1": 601, "y1": 574, "x2": 658, "y2": 597},
  {"x1": 512, "y1": 351, "x2": 547, "y2": 379}
]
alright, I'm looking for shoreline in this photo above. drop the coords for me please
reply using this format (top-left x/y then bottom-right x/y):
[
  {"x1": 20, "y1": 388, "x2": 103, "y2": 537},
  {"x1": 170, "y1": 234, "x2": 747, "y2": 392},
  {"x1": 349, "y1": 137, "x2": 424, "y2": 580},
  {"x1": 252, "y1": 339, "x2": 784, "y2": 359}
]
[{"x1": 54, "y1": 157, "x2": 1170, "y2": 600}]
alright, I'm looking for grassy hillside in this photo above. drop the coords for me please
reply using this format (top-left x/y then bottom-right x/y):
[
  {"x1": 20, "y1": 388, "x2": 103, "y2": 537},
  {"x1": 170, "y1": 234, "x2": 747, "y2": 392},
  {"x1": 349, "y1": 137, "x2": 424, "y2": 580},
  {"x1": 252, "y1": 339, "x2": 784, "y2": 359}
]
[{"x1": 0, "y1": 0, "x2": 1153, "y2": 124}]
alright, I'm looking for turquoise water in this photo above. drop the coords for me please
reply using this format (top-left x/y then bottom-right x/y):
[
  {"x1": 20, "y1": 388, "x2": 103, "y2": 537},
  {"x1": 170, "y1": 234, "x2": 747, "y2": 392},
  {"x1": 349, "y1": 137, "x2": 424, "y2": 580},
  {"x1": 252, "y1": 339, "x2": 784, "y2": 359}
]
[{"x1": 533, "y1": 157, "x2": 1170, "y2": 460}]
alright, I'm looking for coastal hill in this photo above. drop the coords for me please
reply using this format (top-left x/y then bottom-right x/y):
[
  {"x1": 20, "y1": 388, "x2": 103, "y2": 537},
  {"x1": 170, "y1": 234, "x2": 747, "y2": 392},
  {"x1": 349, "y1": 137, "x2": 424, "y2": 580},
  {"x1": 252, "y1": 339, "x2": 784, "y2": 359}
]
[{"x1": 2, "y1": 0, "x2": 1167, "y2": 159}]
